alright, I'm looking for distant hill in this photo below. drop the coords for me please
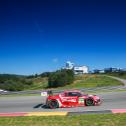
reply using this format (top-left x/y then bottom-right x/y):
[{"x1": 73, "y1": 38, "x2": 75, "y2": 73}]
[
  {"x1": 0, "y1": 74, "x2": 33, "y2": 91},
  {"x1": 0, "y1": 72, "x2": 124, "y2": 91},
  {"x1": 0, "y1": 73, "x2": 50, "y2": 91}
]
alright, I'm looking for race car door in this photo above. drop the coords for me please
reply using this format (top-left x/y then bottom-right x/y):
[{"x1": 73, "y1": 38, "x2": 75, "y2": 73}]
[{"x1": 64, "y1": 92, "x2": 79, "y2": 107}]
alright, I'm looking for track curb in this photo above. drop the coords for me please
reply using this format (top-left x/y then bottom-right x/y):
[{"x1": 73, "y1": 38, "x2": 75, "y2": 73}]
[
  {"x1": 0, "y1": 109, "x2": 126, "y2": 117},
  {"x1": 0, "y1": 112, "x2": 68, "y2": 117}
]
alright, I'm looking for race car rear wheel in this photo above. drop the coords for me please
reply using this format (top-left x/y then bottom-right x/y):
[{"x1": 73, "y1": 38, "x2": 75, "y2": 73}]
[
  {"x1": 85, "y1": 98, "x2": 94, "y2": 106},
  {"x1": 48, "y1": 100, "x2": 59, "y2": 109}
]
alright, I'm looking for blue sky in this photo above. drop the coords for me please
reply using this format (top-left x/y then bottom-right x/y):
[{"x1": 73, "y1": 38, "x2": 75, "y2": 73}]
[{"x1": 0, "y1": 0, "x2": 126, "y2": 75}]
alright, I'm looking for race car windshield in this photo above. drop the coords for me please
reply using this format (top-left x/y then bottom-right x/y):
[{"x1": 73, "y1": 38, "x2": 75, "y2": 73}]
[{"x1": 67, "y1": 92, "x2": 82, "y2": 97}]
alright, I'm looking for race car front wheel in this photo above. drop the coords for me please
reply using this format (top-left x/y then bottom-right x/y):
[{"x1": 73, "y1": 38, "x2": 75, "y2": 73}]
[
  {"x1": 48, "y1": 100, "x2": 59, "y2": 109},
  {"x1": 85, "y1": 98, "x2": 94, "y2": 106}
]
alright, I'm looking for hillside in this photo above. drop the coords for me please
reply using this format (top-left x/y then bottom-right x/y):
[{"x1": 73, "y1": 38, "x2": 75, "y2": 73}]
[
  {"x1": 107, "y1": 72, "x2": 126, "y2": 79},
  {"x1": 0, "y1": 74, "x2": 123, "y2": 91},
  {"x1": 27, "y1": 77, "x2": 48, "y2": 90},
  {"x1": 55, "y1": 74, "x2": 123, "y2": 90},
  {"x1": 27, "y1": 74, "x2": 123, "y2": 90}
]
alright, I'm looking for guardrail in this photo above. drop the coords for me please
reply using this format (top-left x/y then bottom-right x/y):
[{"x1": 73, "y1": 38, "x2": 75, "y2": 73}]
[{"x1": 1, "y1": 85, "x2": 126, "y2": 95}]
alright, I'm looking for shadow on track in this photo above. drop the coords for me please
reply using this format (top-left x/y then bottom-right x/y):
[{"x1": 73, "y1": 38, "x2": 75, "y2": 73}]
[{"x1": 33, "y1": 103, "x2": 48, "y2": 109}]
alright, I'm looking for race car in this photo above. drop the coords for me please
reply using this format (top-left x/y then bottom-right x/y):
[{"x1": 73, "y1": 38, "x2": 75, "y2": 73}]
[{"x1": 45, "y1": 90, "x2": 101, "y2": 109}]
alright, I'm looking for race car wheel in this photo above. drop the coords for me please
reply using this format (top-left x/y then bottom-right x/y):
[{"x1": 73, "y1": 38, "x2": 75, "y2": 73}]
[
  {"x1": 48, "y1": 100, "x2": 59, "y2": 109},
  {"x1": 85, "y1": 98, "x2": 94, "y2": 106}
]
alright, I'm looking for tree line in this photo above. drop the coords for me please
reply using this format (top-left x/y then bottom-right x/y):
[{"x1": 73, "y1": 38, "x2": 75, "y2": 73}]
[
  {"x1": 0, "y1": 74, "x2": 33, "y2": 91},
  {"x1": 0, "y1": 69, "x2": 75, "y2": 91}
]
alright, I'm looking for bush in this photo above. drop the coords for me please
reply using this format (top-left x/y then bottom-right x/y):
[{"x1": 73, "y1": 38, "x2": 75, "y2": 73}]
[
  {"x1": 0, "y1": 74, "x2": 33, "y2": 91},
  {"x1": 48, "y1": 69, "x2": 74, "y2": 88}
]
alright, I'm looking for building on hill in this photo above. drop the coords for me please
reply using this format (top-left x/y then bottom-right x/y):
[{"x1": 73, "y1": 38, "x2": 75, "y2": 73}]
[
  {"x1": 119, "y1": 68, "x2": 126, "y2": 72},
  {"x1": 104, "y1": 67, "x2": 119, "y2": 73},
  {"x1": 65, "y1": 61, "x2": 89, "y2": 74},
  {"x1": 93, "y1": 69, "x2": 105, "y2": 74},
  {"x1": 74, "y1": 66, "x2": 89, "y2": 74}
]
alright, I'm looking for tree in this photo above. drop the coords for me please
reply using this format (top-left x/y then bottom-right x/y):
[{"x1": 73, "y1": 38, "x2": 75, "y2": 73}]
[{"x1": 48, "y1": 69, "x2": 74, "y2": 88}]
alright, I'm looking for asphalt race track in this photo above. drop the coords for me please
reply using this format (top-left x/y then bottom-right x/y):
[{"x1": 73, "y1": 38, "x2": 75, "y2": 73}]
[{"x1": 0, "y1": 91, "x2": 126, "y2": 113}]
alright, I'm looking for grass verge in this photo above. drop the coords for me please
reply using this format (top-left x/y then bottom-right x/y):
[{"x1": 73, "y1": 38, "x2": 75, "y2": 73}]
[
  {"x1": 0, "y1": 93, "x2": 40, "y2": 97},
  {"x1": 0, "y1": 113, "x2": 126, "y2": 126},
  {"x1": 55, "y1": 75, "x2": 123, "y2": 90}
]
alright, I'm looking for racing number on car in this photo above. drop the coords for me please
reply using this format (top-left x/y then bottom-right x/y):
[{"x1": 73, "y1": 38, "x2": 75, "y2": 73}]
[{"x1": 78, "y1": 98, "x2": 84, "y2": 103}]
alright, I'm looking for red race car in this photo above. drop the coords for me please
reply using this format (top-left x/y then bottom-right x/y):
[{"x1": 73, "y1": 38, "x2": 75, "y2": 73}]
[{"x1": 46, "y1": 90, "x2": 101, "y2": 109}]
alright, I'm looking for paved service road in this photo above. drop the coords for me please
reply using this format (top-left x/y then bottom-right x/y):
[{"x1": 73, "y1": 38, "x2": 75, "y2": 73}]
[
  {"x1": 105, "y1": 75, "x2": 126, "y2": 86},
  {"x1": 0, "y1": 91, "x2": 126, "y2": 113}
]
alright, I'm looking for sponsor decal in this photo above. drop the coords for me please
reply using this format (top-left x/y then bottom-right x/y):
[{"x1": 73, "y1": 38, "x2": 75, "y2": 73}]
[
  {"x1": 78, "y1": 98, "x2": 84, "y2": 103},
  {"x1": 61, "y1": 98, "x2": 76, "y2": 102}
]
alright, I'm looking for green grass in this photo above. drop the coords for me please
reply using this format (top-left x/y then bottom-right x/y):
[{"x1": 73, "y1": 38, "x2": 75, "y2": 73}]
[
  {"x1": 23, "y1": 74, "x2": 123, "y2": 90},
  {"x1": 26, "y1": 77, "x2": 48, "y2": 90},
  {"x1": 0, "y1": 114, "x2": 126, "y2": 126},
  {"x1": 55, "y1": 75, "x2": 123, "y2": 90}
]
